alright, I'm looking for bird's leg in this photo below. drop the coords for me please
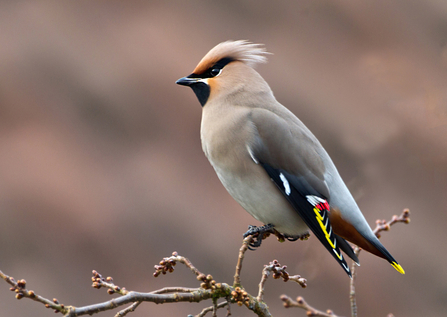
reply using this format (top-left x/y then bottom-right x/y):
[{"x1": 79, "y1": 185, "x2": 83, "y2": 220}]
[{"x1": 243, "y1": 224, "x2": 275, "y2": 250}]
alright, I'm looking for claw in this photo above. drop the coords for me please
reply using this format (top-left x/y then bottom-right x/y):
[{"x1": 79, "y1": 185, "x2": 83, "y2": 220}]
[
  {"x1": 243, "y1": 224, "x2": 275, "y2": 250},
  {"x1": 248, "y1": 237, "x2": 263, "y2": 250}
]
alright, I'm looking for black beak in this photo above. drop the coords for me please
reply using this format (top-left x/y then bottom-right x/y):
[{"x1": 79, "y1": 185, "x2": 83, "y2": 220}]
[
  {"x1": 175, "y1": 75, "x2": 210, "y2": 107},
  {"x1": 176, "y1": 76, "x2": 199, "y2": 86}
]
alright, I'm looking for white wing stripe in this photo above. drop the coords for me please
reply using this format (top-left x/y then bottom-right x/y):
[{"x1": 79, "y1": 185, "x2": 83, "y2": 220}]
[{"x1": 279, "y1": 173, "x2": 291, "y2": 196}]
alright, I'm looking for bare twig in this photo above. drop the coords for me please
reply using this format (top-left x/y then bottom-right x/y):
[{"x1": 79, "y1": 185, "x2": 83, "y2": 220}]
[
  {"x1": 0, "y1": 270, "x2": 66, "y2": 314},
  {"x1": 0, "y1": 266, "x2": 218, "y2": 317},
  {"x1": 0, "y1": 209, "x2": 410, "y2": 317},
  {"x1": 372, "y1": 208, "x2": 410, "y2": 237},
  {"x1": 225, "y1": 296, "x2": 232, "y2": 316},
  {"x1": 350, "y1": 208, "x2": 410, "y2": 317},
  {"x1": 91, "y1": 271, "x2": 129, "y2": 296},
  {"x1": 1, "y1": 248, "x2": 275, "y2": 317},
  {"x1": 257, "y1": 260, "x2": 306, "y2": 302},
  {"x1": 151, "y1": 287, "x2": 200, "y2": 294},
  {"x1": 234, "y1": 236, "x2": 253, "y2": 286},
  {"x1": 63, "y1": 289, "x2": 215, "y2": 316},
  {"x1": 194, "y1": 301, "x2": 229, "y2": 317},
  {"x1": 154, "y1": 251, "x2": 203, "y2": 278},
  {"x1": 349, "y1": 262, "x2": 358, "y2": 317},
  {"x1": 280, "y1": 295, "x2": 340, "y2": 317},
  {"x1": 114, "y1": 301, "x2": 141, "y2": 317}
]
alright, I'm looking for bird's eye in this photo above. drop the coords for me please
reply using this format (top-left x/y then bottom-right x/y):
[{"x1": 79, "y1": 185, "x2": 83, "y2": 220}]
[{"x1": 210, "y1": 68, "x2": 222, "y2": 77}]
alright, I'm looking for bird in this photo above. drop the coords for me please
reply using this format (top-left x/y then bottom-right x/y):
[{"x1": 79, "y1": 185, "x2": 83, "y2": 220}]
[{"x1": 176, "y1": 40, "x2": 405, "y2": 277}]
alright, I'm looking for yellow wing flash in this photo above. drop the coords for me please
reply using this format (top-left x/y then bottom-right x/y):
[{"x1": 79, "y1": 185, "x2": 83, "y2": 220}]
[
  {"x1": 309, "y1": 196, "x2": 405, "y2": 275},
  {"x1": 308, "y1": 196, "x2": 343, "y2": 261}
]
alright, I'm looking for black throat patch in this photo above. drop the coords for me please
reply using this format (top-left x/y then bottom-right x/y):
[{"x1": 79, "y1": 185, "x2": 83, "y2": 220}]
[{"x1": 190, "y1": 82, "x2": 210, "y2": 107}]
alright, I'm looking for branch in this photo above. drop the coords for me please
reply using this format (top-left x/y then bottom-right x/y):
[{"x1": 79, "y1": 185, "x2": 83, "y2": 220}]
[
  {"x1": 64, "y1": 289, "x2": 214, "y2": 316},
  {"x1": 0, "y1": 209, "x2": 410, "y2": 317},
  {"x1": 114, "y1": 301, "x2": 141, "y2": 317},
  {"x1": 257, "y1": 260, "x2": 306, "y2": 302},
  {"x1": 349, "y1": 262, "x2": 358, "y2": 317},
  {"x1": 0, "y1": 247, "x2": 277, "y2": 317},
  {"x1": 372, "y1": 208, "x2": 411, "y2": 237},
  {"x1": 0, "y1": 271, "x2": 65, "y2": 313},
  {"x1": 350, "y1": 208, "x2": 410, "y2": 317},
  {"x1": 193, "y1": 300, "x2": 229, "y2": 317},
  {"x1": 153, "y1": 251, "x2": 202, "y2": 278},
  {"x1": 0, "y1": 254, "x2": 222, "y2": 316},
  {"x1": 280, "y1": 295, "x2": 340, "y2": 317},
  {"x1": 279, "y1": 208, "x2": 411, "y2": 317},
  {"x1": 234, "y1": 236, "x2": 254, "y2": 286}
]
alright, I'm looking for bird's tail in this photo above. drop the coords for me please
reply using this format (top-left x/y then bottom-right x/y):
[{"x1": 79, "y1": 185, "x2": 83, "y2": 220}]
[
  {"x1": 368, "y1": 238, "x2": 405, "y2": 274},
  {"x1": 329, "y1": 208, "x2": 405, "y2": 274}
]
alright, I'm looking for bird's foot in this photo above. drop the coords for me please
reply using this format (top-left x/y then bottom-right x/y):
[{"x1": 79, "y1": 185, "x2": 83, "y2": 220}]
[
  {"x1": 243, "y1": 224, "x2": 275, "y2": 250},
  {"x1": 243, "y1": 224, "x2": 275, "y2": 238}
]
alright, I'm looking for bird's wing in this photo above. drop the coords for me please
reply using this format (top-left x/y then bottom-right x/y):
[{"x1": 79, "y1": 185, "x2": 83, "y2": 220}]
[
  {"x1": 261, "y1": 164, "x2": 352, "y2": 277},
  {"x1": 250, "y1": 108, "x2": 356, "y2": 277}
]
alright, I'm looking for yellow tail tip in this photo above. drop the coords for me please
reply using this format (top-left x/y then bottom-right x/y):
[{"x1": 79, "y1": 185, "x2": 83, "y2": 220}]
[{"x1": 391, "y1": 262, "x2": 405, "y2": 274}]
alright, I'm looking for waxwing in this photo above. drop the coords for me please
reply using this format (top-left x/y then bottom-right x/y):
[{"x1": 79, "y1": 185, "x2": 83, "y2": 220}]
[{"x1": 176, "y1": 40, "x2": 404, "y2": 277}]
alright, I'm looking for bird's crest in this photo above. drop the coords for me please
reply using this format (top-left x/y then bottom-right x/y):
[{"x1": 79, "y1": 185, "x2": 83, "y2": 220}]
[{"x1": 193, "y1": 40, "x2": 269, "y2": 75}]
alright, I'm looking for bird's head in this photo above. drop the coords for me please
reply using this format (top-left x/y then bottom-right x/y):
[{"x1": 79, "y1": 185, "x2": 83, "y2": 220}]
[{"x1": 176, "y1": 40, "x2": 270, "y2": 107}]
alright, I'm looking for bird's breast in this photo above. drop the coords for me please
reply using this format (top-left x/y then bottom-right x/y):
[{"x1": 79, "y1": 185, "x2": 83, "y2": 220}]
[
  {"x1": 211, "y1": 157, "x2": 309, "y2": 236},
  {"x1": 200, "y1": 106, "x2": 308, "y2": 236}
]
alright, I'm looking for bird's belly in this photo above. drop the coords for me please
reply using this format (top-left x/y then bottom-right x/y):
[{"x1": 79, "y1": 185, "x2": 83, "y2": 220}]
[{"x1": 214, "y1": 165, "x2": 308, "y2": 236}]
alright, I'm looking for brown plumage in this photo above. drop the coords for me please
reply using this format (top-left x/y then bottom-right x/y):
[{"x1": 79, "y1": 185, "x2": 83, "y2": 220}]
[
  {"x1": 329, "y1": 208, "x2": 385, "y2": 259},
  {"x1": 176, "y1": 40, "x2": 404, "y2": 277}
]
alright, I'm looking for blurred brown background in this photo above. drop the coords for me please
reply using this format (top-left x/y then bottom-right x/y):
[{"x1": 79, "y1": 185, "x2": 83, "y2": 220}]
[{"x1": 0, "y1": 1, "x2": 446, "y2": 316}]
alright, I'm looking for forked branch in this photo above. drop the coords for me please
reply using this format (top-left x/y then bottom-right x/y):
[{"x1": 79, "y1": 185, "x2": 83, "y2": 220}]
[{"x1": 0, "y1": 209, "x2": 410, "y2": 317}]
